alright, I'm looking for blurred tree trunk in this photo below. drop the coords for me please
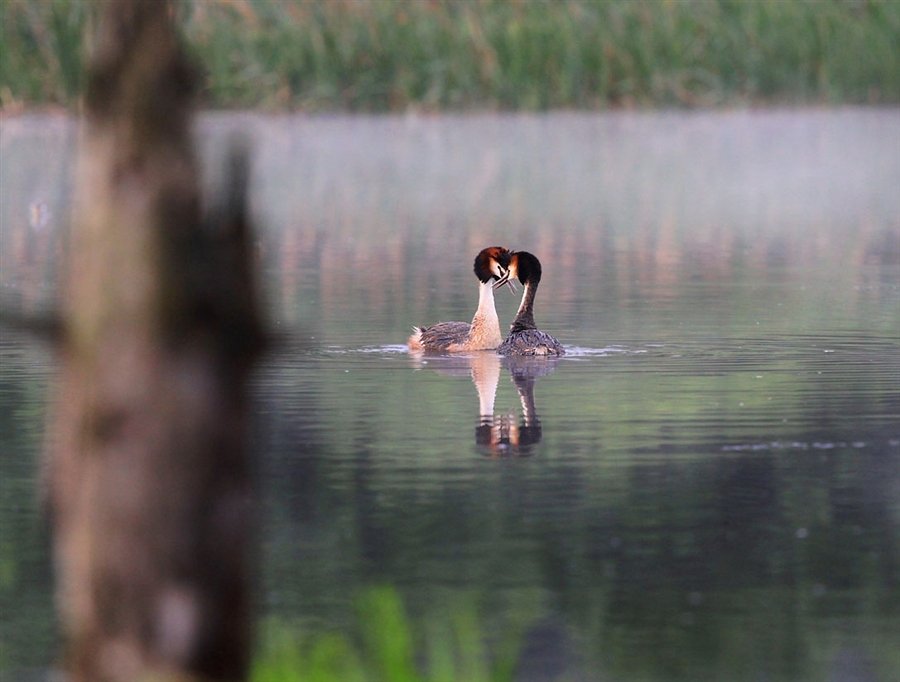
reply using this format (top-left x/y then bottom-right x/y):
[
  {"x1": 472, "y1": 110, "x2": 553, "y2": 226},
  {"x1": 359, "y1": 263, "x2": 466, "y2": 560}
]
[{"x1": 44, "y1": 1, "x2": 263, "y2": 680}]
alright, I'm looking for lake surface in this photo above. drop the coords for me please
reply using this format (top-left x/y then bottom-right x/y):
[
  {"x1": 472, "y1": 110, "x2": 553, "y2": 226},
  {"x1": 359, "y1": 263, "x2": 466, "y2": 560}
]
[{"x1": 2, "y1": 109, "x2": 899, "y2": 680}]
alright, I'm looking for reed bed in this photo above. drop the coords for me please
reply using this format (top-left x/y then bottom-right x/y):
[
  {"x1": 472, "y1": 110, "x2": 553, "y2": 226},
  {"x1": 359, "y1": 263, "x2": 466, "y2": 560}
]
[
  {"x1": 3, "y1": 0, "x2": 899, "y2": 111},
  {"x1": 253, "y1": 588, "x2": 526, "y2": 682}
]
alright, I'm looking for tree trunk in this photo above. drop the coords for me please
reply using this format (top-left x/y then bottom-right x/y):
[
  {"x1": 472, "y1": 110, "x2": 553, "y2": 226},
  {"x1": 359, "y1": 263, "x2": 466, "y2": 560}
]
[{"x1": 45, "y1": 1, "x2": 263, "y2": 680}]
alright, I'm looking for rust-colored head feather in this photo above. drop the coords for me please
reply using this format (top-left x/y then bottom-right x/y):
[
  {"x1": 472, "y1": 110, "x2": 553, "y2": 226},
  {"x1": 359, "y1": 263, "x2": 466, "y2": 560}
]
[{"x1": 473, "y1": 246, "x2": 511, "y2": 283}]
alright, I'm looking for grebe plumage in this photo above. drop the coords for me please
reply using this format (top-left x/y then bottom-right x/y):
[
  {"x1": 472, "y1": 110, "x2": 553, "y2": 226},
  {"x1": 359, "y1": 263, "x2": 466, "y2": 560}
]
[
  {"x1": 495, "y1": 251, "x2": 565, "y2": 356},
  {"x1": 408, "y1": 247, "x2": 511, "y2": 352}
]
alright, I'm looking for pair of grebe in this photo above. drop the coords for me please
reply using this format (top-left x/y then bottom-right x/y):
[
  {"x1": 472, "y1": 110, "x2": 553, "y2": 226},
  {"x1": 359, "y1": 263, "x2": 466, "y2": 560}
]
[{"x1": 407, "y1": 246, "x2": 564, "y2": 356}]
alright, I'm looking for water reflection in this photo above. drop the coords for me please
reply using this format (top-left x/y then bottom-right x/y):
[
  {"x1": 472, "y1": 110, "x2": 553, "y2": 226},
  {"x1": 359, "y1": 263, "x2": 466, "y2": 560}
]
[
  {"x1": 409, "y1": 352, "x2": 560, "y2": 457},
  {"x1": 477, "y1": 356, "x2": 561, "y2": 458}
]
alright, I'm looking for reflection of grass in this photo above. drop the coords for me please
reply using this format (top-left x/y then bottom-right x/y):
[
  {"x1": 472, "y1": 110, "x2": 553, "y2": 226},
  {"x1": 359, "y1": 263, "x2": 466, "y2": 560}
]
[
  {"x1": 2, "y1": 0, "x2": 899, "y2": 110},
  {"x1": 253, "y1": 587, "x2": 523, "y2": 682}
]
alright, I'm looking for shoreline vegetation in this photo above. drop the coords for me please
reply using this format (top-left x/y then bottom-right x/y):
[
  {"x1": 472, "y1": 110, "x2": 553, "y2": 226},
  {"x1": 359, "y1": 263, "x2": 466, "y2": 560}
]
[
  {"x1": 253, "y1": 588, "x2": 529, "y2": 682},
  {"x1": 2, "y1": 0, "x2": 899, "y2": 114}
]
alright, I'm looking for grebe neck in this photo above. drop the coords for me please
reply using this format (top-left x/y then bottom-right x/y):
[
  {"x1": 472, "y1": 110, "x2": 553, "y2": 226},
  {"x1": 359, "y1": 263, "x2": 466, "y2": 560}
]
[
  {"x1": 473, "y1": 280, "x2": 498, "y2": 323},
  {"x1": 509, "y1": 281, "x2": 538, "y2": 332}
]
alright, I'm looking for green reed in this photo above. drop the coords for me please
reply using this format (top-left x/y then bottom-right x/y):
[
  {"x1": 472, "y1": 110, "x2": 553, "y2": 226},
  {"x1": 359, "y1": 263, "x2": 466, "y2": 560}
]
[
  {"x1": 2, "y1": 0, "x2": 898, "y2": 111},
  {"x1": 1, "y1": 0, "x2": 87, "y2": 106},
  {"x1": 252, "y1": 587, "x2": 524, "y2": 682}
]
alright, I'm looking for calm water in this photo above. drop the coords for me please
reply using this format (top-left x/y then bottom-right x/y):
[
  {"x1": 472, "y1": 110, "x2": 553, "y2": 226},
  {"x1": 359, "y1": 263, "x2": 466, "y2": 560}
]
[{"x1": 1, "y1": 109, "x2": 899, "y2": 680}]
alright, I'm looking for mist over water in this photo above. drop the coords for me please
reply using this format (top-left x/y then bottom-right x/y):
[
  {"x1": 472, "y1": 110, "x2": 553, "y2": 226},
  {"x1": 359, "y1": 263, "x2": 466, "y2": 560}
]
[{"x1": 2, "y1": 109, "x2": 899, "y2": 680}]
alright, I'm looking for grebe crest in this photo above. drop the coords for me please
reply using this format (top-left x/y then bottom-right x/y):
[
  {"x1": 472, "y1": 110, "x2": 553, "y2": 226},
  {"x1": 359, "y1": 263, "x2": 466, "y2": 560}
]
[{"x1": 408, "y1": 246, "x2": 511, "y2": 353}]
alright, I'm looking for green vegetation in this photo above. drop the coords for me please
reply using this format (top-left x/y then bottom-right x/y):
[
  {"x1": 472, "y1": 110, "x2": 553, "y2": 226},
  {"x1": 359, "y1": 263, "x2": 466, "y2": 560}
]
[
  {"x1": 2, "y1": 0, "x2": 899, "y2": 111},
  {"x1": 252, "y1": 588, "x2": 526, "y2": 682}
]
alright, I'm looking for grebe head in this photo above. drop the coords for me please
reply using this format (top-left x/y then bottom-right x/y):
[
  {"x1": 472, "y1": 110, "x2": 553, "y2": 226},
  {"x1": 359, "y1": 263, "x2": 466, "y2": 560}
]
[
  {"x1": 494, "y1": 251, "x2": 541, "y2": 291},
  {"x1": 473, "y1": 246, "x2": 512, "y2": 284}
]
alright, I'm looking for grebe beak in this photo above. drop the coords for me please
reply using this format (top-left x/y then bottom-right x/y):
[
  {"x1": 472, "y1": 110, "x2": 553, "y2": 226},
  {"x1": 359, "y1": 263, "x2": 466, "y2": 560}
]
[{"x1": 493, "y1": 270, "x2": 517, "y2": 293}]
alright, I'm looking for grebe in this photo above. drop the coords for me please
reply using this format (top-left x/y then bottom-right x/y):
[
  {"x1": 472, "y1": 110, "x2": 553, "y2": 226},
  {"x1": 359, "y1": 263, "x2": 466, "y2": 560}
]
[
  {"x1": 408, "y1": 246, "x2": 511, "y2": 352},
  {"x1": 495, "y1": 251, "x2": 565, "y2": 356}
]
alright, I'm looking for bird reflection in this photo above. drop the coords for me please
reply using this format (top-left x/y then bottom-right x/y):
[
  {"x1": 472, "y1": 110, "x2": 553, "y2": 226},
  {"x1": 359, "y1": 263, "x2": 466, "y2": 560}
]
[
  {"x1": 409, "y1": 352, "x2": 559, "y2": 457},
  {"x1": 477, "y1": 355, "x2": 559, "y2": 458}
]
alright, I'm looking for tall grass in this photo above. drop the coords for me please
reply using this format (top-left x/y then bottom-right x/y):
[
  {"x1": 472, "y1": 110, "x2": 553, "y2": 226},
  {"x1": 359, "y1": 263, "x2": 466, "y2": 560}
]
[
  {"x1": 3, "y1": 0, "x2": 899, "y2": 111},
  {"x1": 252, "y1": 588, "x2": 525, "y2": 682},
  {"x1": 2, "y1": 0, "x2": 899, "y2": 111},
  {"x1": 1, "y1": 0, "x2": 88, "y2": 106}
]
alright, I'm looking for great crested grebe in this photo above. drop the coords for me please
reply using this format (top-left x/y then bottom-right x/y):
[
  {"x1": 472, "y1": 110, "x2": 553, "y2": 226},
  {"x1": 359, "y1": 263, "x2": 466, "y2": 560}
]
[
  {"x1": 408, "y1": 246, "x2": 511, "y2": 352},
  {"x1": 494, "y1": 251, "x2": 565, "y2": 356}
]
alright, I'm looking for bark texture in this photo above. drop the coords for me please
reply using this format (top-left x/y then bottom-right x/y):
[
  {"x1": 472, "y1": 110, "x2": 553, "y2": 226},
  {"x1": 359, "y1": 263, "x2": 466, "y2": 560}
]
[{"x1": 45, "y1": 1, "x2": 263, "y2": 680}]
